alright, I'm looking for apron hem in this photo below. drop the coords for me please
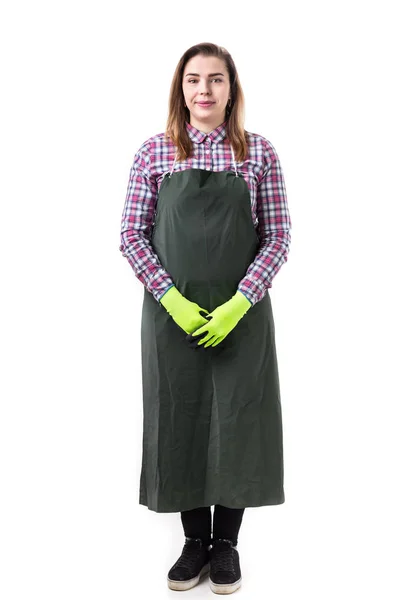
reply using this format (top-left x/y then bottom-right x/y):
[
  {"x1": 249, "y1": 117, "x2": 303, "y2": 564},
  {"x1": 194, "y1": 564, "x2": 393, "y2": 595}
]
[{"x1": 138, "y1": 493, "x2": 285, "y2": 513}]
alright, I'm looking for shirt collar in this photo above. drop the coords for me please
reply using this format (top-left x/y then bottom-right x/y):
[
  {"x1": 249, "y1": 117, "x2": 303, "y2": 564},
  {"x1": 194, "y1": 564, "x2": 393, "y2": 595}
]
[{"x1": 185, "y1": 120, "x2": 228, "y2": 144}]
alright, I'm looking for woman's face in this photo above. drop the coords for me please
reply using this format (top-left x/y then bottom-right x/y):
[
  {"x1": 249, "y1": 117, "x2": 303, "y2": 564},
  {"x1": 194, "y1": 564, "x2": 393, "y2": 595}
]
[{"x1": 182, "y1": 54, "x2": 230, "y2": 132}]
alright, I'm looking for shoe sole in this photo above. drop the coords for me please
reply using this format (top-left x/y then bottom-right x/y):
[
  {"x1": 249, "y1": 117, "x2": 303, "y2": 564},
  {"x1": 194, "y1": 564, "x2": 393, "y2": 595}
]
[
  {"x1": 209, "y1": 577, "x2": 242, "y2": 595},
  {"x1": 167, "y1": 561, "x2": 210, "y2": 591}
]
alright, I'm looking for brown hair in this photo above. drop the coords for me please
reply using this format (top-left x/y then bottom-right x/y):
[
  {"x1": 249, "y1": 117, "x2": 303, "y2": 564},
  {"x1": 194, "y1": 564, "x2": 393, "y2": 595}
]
[{"x1": 165, "y1": 42, "x2": 250, "y2": 163}]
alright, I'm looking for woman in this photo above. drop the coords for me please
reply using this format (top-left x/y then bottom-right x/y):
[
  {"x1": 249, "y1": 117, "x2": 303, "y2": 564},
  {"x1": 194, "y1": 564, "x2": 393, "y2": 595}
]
[{"x1": 119, "y1": 42, "x2": 292, "y2": 594}]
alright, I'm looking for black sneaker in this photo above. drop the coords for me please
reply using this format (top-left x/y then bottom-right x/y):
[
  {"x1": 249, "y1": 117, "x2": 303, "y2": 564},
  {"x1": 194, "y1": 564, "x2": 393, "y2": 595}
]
[
  {"x1": 209, "y1": 538, "x2": 242, "y2": 594},
  {"x1": 167, "y1": 536, "x2": 211, "y2": 591}
]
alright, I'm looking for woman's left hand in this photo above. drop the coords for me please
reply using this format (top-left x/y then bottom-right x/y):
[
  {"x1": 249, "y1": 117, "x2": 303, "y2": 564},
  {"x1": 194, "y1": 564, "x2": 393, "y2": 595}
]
[{"x1": 189, "y1": 291, "x2": 252, "y2": 348}]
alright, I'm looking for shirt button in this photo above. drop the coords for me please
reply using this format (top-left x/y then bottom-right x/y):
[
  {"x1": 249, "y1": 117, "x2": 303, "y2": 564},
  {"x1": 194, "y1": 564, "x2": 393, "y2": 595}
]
[{"x1": 205, "y1": 150, "x2": 210, "y2": 154}]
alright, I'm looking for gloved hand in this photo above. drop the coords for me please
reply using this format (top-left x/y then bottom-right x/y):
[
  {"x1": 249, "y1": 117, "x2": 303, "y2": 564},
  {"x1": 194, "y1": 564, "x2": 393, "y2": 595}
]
[
  {"x1": 159, "y1": 286, "x2": 210, "y2": 335},
  {"x1": 189, "y1": 291, "x2": 252, "y2": 348}
]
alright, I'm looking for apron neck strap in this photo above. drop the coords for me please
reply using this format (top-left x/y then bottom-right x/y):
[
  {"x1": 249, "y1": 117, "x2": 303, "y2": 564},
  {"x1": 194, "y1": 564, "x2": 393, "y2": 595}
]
[{"x1": 169, "y1": 143, "x2": 238, "y2": 178}]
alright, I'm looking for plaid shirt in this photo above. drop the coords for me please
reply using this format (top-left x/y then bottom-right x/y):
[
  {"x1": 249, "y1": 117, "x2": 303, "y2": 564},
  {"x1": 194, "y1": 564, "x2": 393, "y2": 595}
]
[{"x1": 119, "y1": 120, "x2": 292, "y2": 306}]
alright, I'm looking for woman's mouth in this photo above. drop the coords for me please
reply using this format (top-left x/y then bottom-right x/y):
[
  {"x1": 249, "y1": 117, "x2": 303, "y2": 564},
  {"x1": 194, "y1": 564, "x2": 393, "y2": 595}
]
[{"x1": 197, "y1": 102, "x2": 214, "y2": 108}]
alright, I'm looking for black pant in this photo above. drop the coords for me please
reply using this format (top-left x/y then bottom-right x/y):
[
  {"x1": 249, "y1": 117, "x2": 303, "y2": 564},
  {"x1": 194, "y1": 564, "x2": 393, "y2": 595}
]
[{"x1": 180, "y1": 505, "x2": 245, "y2": 546}]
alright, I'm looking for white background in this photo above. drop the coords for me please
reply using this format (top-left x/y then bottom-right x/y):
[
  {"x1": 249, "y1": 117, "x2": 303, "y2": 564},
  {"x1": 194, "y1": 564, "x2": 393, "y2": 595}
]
[{"x1": 1, "y1": 0, "x2": 399, "y2": 598}]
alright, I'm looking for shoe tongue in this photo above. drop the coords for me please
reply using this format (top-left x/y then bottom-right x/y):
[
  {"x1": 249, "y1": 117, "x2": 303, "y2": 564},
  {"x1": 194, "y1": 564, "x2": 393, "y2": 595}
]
[
  {"x1": 215, "y1": 538, "x2": 233, "y2": 546},
  {"x1": 186, "y1": 536, "x2": 202, "y2": 544}
]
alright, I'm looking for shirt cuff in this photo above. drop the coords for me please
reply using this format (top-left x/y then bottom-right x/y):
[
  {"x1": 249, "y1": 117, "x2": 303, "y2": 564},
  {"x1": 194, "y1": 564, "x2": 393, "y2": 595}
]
[{"x1": 238, "y1": 278, "x2": 269, "y2": 306}]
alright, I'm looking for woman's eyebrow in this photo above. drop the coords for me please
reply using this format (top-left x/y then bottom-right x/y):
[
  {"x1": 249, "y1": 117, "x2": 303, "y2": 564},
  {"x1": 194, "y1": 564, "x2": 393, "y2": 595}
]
[{"x1": 184, "y1": 72, "x2": 225, "y2": 77}]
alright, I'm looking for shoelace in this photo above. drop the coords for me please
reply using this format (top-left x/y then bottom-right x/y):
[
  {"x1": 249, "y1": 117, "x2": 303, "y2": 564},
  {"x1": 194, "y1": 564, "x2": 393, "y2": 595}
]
[
  {"x1": 211, "y1": 540, "x2": 236, "y2": 572},
  {"x1": 173, "y1": 537, "x2": 203, "y2": 570}
]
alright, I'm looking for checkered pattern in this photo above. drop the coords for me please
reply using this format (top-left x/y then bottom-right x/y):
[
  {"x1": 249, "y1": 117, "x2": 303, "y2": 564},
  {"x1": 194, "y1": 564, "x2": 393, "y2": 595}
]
[{"x1": 119, "y1": 120, "x2": 292, "y2": 306}]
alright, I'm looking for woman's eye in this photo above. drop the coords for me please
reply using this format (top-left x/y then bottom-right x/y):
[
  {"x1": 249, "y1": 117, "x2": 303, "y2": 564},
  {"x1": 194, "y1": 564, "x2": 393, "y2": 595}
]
[{"x1": 188, "y1": 78, "x2": 222, "y2": 83}]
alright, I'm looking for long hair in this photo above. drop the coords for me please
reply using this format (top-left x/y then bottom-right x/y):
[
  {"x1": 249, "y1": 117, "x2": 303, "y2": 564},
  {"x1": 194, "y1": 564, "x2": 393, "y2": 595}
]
[{"x1": 165, "y1": 42, "x2": 250, "y2": 163}]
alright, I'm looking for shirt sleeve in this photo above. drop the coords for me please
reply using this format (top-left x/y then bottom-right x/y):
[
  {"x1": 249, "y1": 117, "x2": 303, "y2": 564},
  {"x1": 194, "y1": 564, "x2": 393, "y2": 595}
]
[
  {"x1": 119, "y1": 143, "x2": 175, "y2": 303},
  {"x1": 237, "y1": 142, "x2": 292, "y2": 306}
]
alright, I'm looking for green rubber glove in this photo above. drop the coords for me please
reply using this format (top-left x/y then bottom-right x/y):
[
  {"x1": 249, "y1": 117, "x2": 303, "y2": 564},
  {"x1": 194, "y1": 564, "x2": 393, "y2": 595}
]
[
  {"x1": 191, "y1": 291, "x2": 252, "y2": 348},
  {"x1": 159, "y1": 286, "x2": 210, "y2": 334}
]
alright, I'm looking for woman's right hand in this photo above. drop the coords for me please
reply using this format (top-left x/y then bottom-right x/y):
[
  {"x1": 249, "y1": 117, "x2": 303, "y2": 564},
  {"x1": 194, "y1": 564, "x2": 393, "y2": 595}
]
[{"x1": 159, "y1": 286, "x2": 210, "y2": 334}]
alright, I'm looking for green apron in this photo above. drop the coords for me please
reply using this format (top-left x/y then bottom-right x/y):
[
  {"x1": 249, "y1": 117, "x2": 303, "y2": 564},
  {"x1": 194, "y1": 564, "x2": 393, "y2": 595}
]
[{"x1": 139, "y1": 142, "x2": 285, "y2": 512}]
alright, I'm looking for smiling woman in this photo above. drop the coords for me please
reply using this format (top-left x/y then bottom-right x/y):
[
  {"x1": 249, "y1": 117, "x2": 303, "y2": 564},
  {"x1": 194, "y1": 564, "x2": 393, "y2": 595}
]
[
  {"x1": 164, "y1": 44, "x2": 249, "y2": 163},
  {"x1": 119, "y1": 41, "x2": 292, "y2": 595},
  {"x1": 182, "y1": 57, "x2": 231, "y2": 133}
]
